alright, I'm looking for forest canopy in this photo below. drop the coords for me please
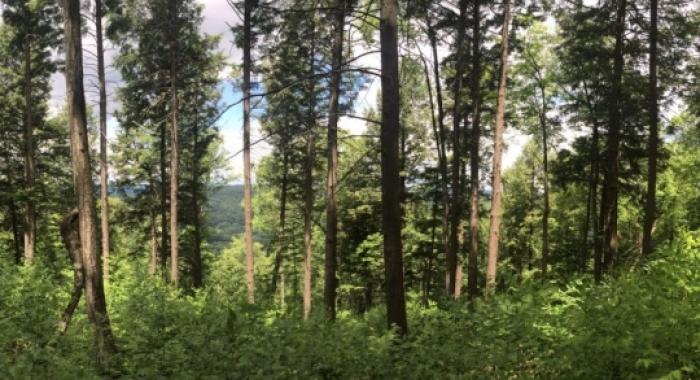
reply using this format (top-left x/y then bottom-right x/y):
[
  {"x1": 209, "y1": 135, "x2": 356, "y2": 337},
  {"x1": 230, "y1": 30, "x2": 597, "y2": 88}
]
[{"x1": 0, "y1": 0, "x2": 699, "y2": 378}]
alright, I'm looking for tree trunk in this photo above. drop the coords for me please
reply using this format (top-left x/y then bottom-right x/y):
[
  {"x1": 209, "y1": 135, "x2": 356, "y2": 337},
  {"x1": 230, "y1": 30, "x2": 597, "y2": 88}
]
[
  {"x1": 486, "y1": 0, "x2": 512, "y2": 292},
  {"x1": 23, "y1": 32, "x2": 36, "y2": 265},
  {"x1": 191, "y1": 95, "x2": 203, "y2": 288},
  {"x1": 467, "y1": 0, "x2": 482, "y2": 300},
  {"x1": 242, "y1": 0, "x2": 255, "y2": 304},
  {"x1": 380, "y1": 0, "x2": 407, "y2": 335},
  {"x1": 446, "y1": 0, "x2": 468, "y2": 297},
  {"x1": 539, "y1": 86, "x2": 549, "y2": 277},
  {"x1": 10, "y1": 198, "x2": 21, "y2": 265},
  {"x1": 324, "y1": 0, "x2": 346, "y2": 320},
  {"x1": 642, "y1": 0, "x2": 658, "y2": 257},
  {"x1": 426, "y1": 20, "x2": 450, "y2": 270},
  {"x1": 159, "y1": 121, "x2": 168, "y2": 275},
  {"x1": 602, "y1": 0, "x2": 626, "y2": 273},
  {"x1": 271, "y1": 150, "x2": 289, "y2": 294},
  {"x1": 95, "y1": 0, "x2": 110, "y2": 284},
  {"x1": 169, "y1": 0, "x2": 180, "y2": 286},
  {"x1": 62, "y1": 0, "x2": 117, "y2": 367},
  {"x1": 302, "y1": 134, "x2": 314, "y2": 321},
  {"x1": 58, "y1": 208, "x2": 83, "y2": 333}
]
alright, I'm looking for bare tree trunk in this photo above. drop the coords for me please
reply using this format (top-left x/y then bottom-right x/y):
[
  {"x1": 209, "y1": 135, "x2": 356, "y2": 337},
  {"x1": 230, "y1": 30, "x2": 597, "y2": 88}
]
[
  {"x1": 642, "y1": 0, "x2": 658, "y2": 257},
  {"x1": 539, "y1": 86, "x2": 550, "y2": 277},
  {"x1": 380, "y1": 0, "x2": 407, "y2": 335},
  {"x1": 446, "y1": 0, "x2": 468, "y2": 297},
  {"x1": 23, "y1": 32, "x2": 36, "y2": 265},
  {"x1": 149, "y1": 209, "x2": 158, "y2": 276},
  {"x1": 58, "y1": 208, "x2": 83, "y2": 333},
  {"x1": 95, "y1": 0, "x2": 110, "y2": 284},
  {"x1": 467, "y1": 0, "x2": 482, "y2": 300},
  {"x1": 602, "y1": 0, "x2": 626, "y2": 273},
  {"x1": 10, "y1": 198, "x2": 21, "y2": 265},
  {"x1": 486, "y1": 0, "x2": 512, "y2": 292},
  {"x1": 302, "y1": 134, "x2": 314, "y2": 321},
  {"x1": 271, "y1": 150, "x2": 289, "y2": 294},
  {"x1": 192, "y1": 95, "x2": 203, "y2": 288},
  {"x1": 242, "y1": 0, "x2": 255, "y2": 304},
  {"x1": 62, "y1": 0, "x2": 117, "y2": 367},
  {"x1": 159, "y1": 121, "x2": 168, "y2": 275},
  {"x1": 324, "y1": 0, "x2": 346, "y2": 320},
  {"x1": 168, "y1": 0, "x2": 180, "y2": 286}
]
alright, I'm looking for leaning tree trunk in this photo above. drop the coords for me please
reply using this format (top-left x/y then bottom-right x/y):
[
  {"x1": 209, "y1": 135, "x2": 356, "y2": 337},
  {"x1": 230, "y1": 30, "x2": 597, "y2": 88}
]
[
  {"x1": 486, "y1": 0, "x2": 512, "y2": 292},
  {"x1": 242, "y1": 0, "x2": 255, "y2": 304},
  {"x1": 62, "y1": 0, "x2": 117, "y2": 368},
  {"x1": 324, "y1": 0, "x2": 346, "y2": 321},
  {"x1": 58, "y1": 208, "x2": 83, "y2": 333},
  {"x1": 602, "y1": 0, "x2": 626, "y2": 272},
  {"x1": 23, "y1": 32, "x2": 36, "y2": 265},
  {"x1": 467, "y1": 0, "x2": 482, "y2": 300},
  {"x1": 642, "y1": 0, "x2": 658, "y2": 257},
  {"x1": 446, "y1": 0, "x2": 468, "y2": 298},
  {"x1": 95, "y1": 0, "x2": 110, "y2": 284},
  {"x1": 380, "y1": 0, "x2": 408, "y2": 335}
]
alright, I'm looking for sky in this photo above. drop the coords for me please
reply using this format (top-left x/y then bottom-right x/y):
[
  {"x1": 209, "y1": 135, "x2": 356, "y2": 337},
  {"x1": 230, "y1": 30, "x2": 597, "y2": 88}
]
[{"x1": 46, "y1": 0, "x2": 530, "y2": 181}]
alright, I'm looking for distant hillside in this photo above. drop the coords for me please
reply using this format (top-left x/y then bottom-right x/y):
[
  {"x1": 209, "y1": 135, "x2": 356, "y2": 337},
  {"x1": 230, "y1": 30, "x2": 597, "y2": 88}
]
[{"x1": 206, "y1": 184, "x2": 244, "y2": 252}]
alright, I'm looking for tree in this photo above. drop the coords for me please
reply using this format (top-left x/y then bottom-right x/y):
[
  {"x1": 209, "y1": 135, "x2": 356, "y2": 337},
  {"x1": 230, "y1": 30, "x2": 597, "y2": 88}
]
[
  {"x1": 379, "y1": 0, "x2": 407, "y2": 334},
  {"x1": 641, "y1": 0, "x2": 658, "y2": 256},
  {"x1": 95, "y1": 0, "x2": 110, "y2": 283},
  {"x1": 485, "y1": 0, "x2": 512, "y2": 291},
  {"x1": 62, "y1": 0, "x2": 116, "y2": 367},
  {"x1": 242, "y1": 0, "x2": 255, "y2": 303},
  {"x1": 467, "y1": 0, "x2": 482, "y2": 299}
]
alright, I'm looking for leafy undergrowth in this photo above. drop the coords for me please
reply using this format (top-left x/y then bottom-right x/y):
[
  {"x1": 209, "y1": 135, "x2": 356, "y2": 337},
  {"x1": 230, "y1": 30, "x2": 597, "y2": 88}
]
[{"x1": 1, "y1": 233, "x2": 698, "y2": 379}]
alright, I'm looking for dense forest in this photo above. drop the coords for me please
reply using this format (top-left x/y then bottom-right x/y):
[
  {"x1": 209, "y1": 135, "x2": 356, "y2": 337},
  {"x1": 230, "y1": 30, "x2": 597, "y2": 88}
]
[{"x1": 0, "y1": 0, "x2": 699, "y2": 378}]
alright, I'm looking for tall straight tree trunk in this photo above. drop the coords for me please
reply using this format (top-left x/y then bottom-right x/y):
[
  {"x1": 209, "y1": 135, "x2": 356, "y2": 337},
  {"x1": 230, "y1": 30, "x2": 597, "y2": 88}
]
[
  {"x1": 302, "y1": 134, "x2": 314, "y2": 320},
  {"x1": 169, "y1": 0, "x2": 180, "y2": 285},
  {"x1": 446, "y1": 0, "x2": 468, "y2": 297},
  {"x1": 539, "y1": 86, "x2": 549, "y2": 276},
  {"x1": 379, "y1": 0, "x2": 407, "y2": 335},
  {"x1": 467, "y1": 0, "x2": 482, "y2": 300},
  {"x1": 642, "y1": 0, "x2": 658, "y2": 256},
  {"x1": 271, "y1": 150, "x2": 289, "y2": 294},
  {"x1": 426, "y1": 20, "x2": 450, "y2": 265},
  {"x1": 485, "y1": 0, "x2": 512, "y2": 292},
  {"x1": 242, "y1": 0, "x2": 255, "y2": 304},
  {"x1": 62, "y1": 0, "x2": 116, "y2": 367},
  {"x1": 159, "y1": 121, "x2": 168, "y2": 275},
  {"x1": 95, "y1": 0, "x2": 110, "y2": 284},
  {"x1": 191, "y1": 96, "x2": 203, "y2": 288},
  {"x1": 23, "y1": 33, "x2": 36, "y2": 264},
  {"x1": 602, "y1": 0, "x2": 626, "y2": 272},
  {"x1": 324, "y1": 0, "x2": 346, "y2": 320}
]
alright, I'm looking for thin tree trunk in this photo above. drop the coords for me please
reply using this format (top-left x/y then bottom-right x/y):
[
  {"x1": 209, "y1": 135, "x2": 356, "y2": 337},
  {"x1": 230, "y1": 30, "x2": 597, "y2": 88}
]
[
  {"x1": 95, "y1": 0, "x2": 110, "y2": 284},
  {"x1": 169, "y1": 0, "x2": 180, "y2": 286},
  {"x1": 642, "y1": 0, "x2": 658, "y2": 257},
  {"x1": 58, "y1": 208, "x2": 83, "y2": 333},
  {"x1": 62, "y1": 0, "x2": 117, "y2": 367},
  {"x1": 602, "y1": 0, "x2": 626, "y2": 273},
  {"x1": 467, "y1": 0, "x2": 482, "y2": 300},
  {"x1": 303, "y1": 134, "x2": 314, "y2": 321},
  {"x1": 149, "y1": 209, "x2": 158, "y2": 276},
  {"x1": 539, "y1": 86, "x2": 549, "y2": 277},
  {"x1": 191, "y1": 95, "x2": 203, "y2": 288},
  {"x1": 10, "y1": 198, "x2": 21, "y2": 265},
  {"x1": 271, "y1": 151, "x2": 289, "y2": 294},
  {"x1": 380, "y1": 0, "x2": 407, "y2": 335},
  {"x1": 486, "y1": 0, "x2": 512, "y2": 292},
  {"x1": 595, "y1": 173, "x2": 606, "y2": 283},
  {"x1": 324, "y1": 0, "x2": 346, "y2": 320},
  {"x1": 242, "y1": 0, "x2": 255, "y2": 304},
  {"x1": 159, "y1": 120, "x2": 168, "y2": 275},
  {"x1": 447, "y1": 0, "x2": 468, "y2": 297},
  {"x1": 23, "y1": 32, "x2": 36, "y2": 265}
]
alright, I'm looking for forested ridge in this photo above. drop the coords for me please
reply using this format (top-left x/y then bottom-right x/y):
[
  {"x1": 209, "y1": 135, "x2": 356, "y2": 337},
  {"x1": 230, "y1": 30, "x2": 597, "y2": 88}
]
[{"x1": 0, "y1": 0, "x2": 699, "y2": 378}]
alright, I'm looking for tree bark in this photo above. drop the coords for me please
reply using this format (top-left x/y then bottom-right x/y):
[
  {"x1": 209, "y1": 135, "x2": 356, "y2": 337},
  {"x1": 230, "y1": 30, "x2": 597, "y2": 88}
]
[
  {"x1": 642, "y1": 0, "x2": 658, "y2": 257},
  {"x1": 380, "y1": 0, "x2": 407, "y2": 335},
  {"x1": 539, "y1": 85, "x2": 549, "y2": 277},
  {"x1": 22, "y1": 31, "x2": 36, "y2": 265},
  {"x1": 58, "y1": 208, "x2": 83, "y2": 333},
  {"x1": 95, "y1": 0, "x2": 110, "y2": 285},
  {"x1": 159, "y1": 120, "x2": 168, "y2": 275},
  {"x1": 486, "y1": 0, "x2": 512, "y2": 292},
  {"x1": 303, "y1": 134, "x2": 314, "y2": 321},
  {"x1": 467, "y1": 0, "x2": 482, "y2": 300},
  {"x1": 324, "y1": 0, "x2": 346, "y2": 320},
  {"x1": 602, "y1": 0, "x2": 626, "y2": 272},
  {"x1": 192, "y1": 95, "x2": 203, "y2": 288},
  {"x1": 271, "y1": 150, "x2": 289, "y2": 294},
  {"x1": 242, "y1": 0, "x2": 255, "y2": 304},
  {"x1": 169, "y1": 0, "x2": 180, "y2": 286},
  {"x1": 446, "y1": 0, "x2": 468, "y2": 297},
  {"x1": 62, "y1": 0, "x2": 117, "y2": 367}
]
